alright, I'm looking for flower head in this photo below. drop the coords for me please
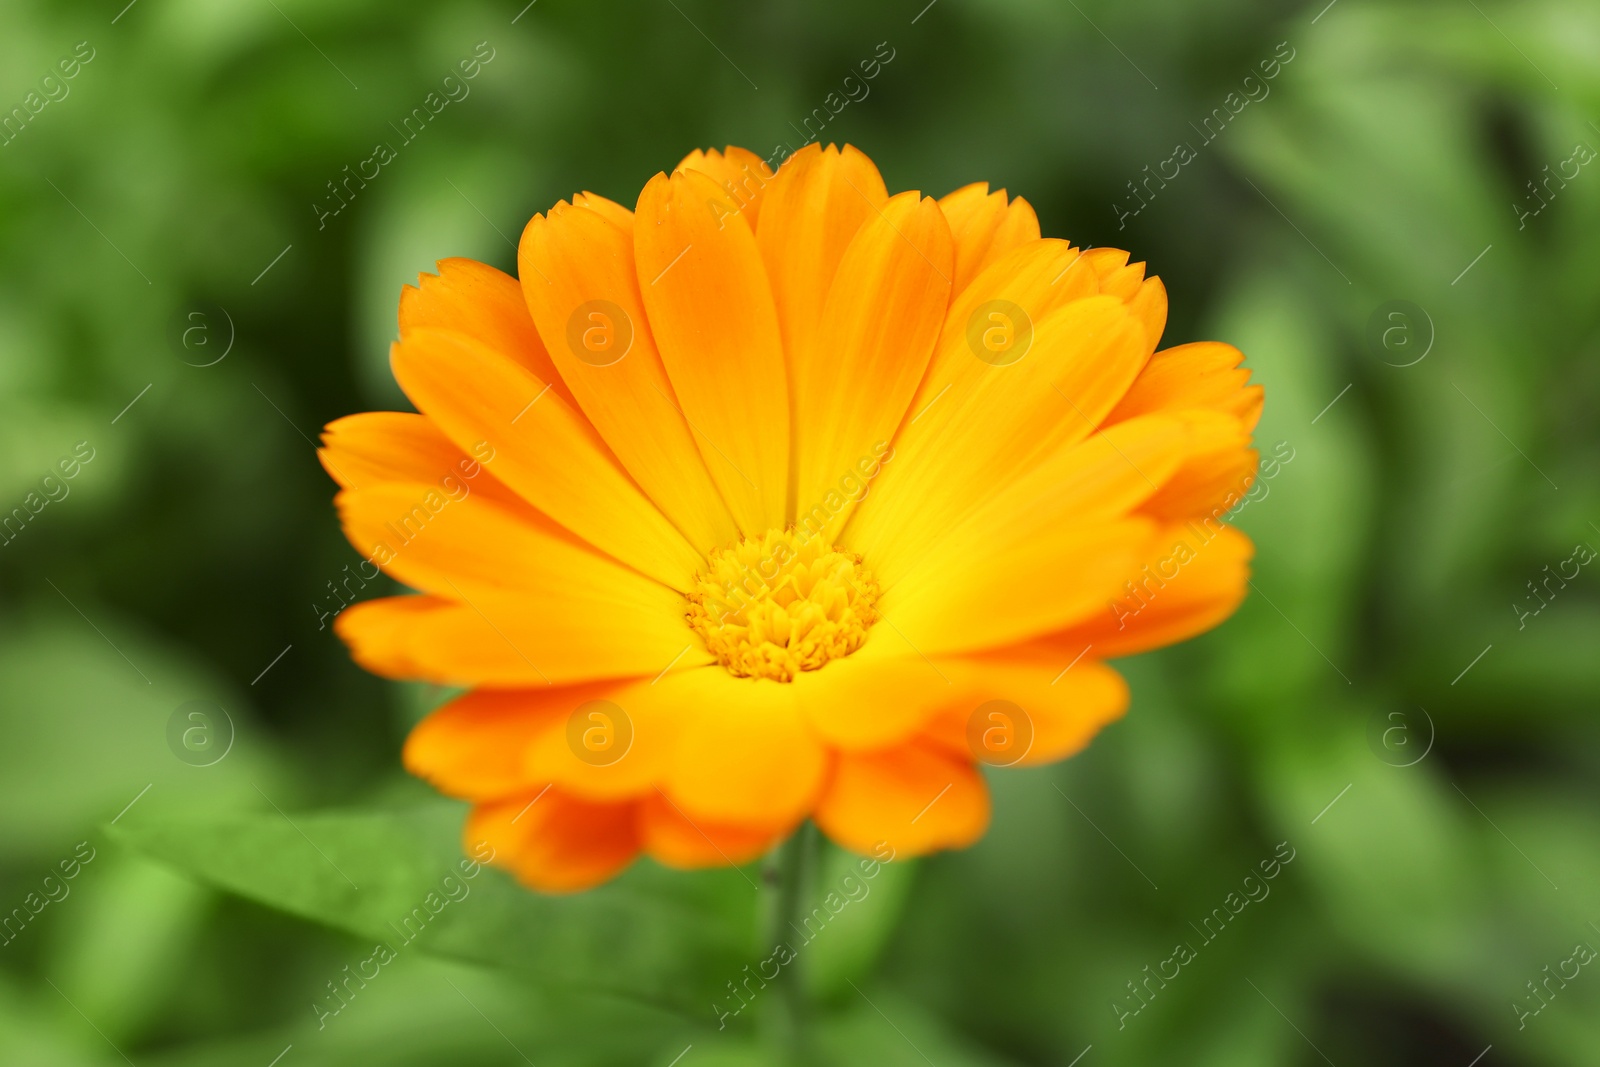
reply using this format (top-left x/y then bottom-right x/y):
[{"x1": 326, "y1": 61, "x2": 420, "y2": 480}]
[{"x1": 320, "y1": 143, "x2": 1261, "y2": 892}]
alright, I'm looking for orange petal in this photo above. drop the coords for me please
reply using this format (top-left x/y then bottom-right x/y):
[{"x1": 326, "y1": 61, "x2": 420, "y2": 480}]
[
  {"x1": 637, "y1": 791, "x2": 789, "y2": 870},
  {"x1": 881, "y1": 410, "x2": 1253, "y2": 654},
  {"x1": 986, "y1": 196, "x2": 1042, "y2": 260},
  {"x1": 654, "y1": 668, "x2": 828, "y2": 826},
  {"x1": 847, "y1": 287, "x2": 1148, "y2": 588},
  {"x1": 318, "y1": 411, "x2": 522, "y2": 509},
  {"x1": 634, "y1": 169, "x2": 790, "y2": 533},
  {"x1": 405, "y1": 680, "x2": 687, "y2": 804},
  {"x1": 676, "y1": 145, "x2": 775, "y2": 228},
  {"x1": 756, "y1": 143, "x2": 888, "y2": 375},
  {"x1": 844, "y1": 240, "x2": 1101, "y2": 575},
  {"x1": 1037, "y1": 522, "x2": 1254, "y2": 659},
  {"x1": 521, "y1": 677, "x2": 690, "y2": 802},
  {"x1": 1096, "y1": 260, "x2": 1146, "y2": 300},
  {"x1": 917, "y1": 654, "x2": 1129, "y2": 768},
  {"x1": 1080, "y1": 247, "x2": 1131, "y2": 278},
  {"x1": 400, "y1": 258, "x2": 575, "y2": 409},
  {"x1": 938, "y1": 182, "x2": 1041, "y2": 295},
  {"x1": 466, "y1": 790, "x2": 639, "y2": 893},
  {"x1": 334, "y1": 483, "x2": 661, "y2": 605},
  {"x1": 815, "y1": 742, "x2": 989, "y2": 858},
  {"x1": 1105, "y1": 341, "x2": 1263, "y2": 431},
  {"x1": 334, "y1": 592, "x2": 707, "y2": 687},
  {"x1": 1140, "y1": 441, "x2": 1258, "y2": 523},
  {"x1": 390, "y1": 327, "x2": 703, "y2": 588},
  {"x1": 791, "y1": 191, "x2": 952, "y2": 537},
  {"x1": 570, "y1": 190, "x2": 634, "y2": 231},
  {"x1": 519, "y1": 202, "x2": 739, "y2": 553},
  {"x1": 790, "y1": 648, "x2": 966, "y2": 753},
  {"x1": 796, "y1": 619, "x2": 1135, "y2": 759},
  {"x1": 937, "y1": 412, "x2": 1195, "y2": 533},
  {"x1": 885, "y1": 518, "x2": 1151, "y2": 657},
  {"x1": 403, "y1": 688, "x2": 564, "y2": 800},
  {"x1": 1070, "y1": 252, "x2": 1168, "y2": 354},
  {"x1": 1106, "y1": 343, "x2": 1261, "y2": 523},
  {"x1": 1011, "y1": 658, "x2": 1129, "y2": 766},
  {"x1": 1126, "y1": 275, "x2": 1168, "y2": 352}
]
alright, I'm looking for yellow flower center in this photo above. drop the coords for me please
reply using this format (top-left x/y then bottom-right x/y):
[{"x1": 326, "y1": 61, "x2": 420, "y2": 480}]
[{"x1": 685, "y1": 528, "x2": 880, "y2": 682}]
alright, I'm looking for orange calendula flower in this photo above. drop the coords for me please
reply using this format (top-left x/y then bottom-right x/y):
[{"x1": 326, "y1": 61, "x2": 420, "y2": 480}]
[{"x1": 320, "y1": 143, "x2": 1261, "y2": 892}]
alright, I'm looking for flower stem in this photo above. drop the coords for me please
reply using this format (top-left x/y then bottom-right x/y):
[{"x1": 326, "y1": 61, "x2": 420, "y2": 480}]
[{"x1": 764, "y1": 822, "x2": 816, "y2": 1064}]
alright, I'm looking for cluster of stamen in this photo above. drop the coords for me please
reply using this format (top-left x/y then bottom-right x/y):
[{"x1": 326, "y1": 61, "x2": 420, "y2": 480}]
[{"x1": 686, "y1": 529, "x2": 880, "y2": 682}]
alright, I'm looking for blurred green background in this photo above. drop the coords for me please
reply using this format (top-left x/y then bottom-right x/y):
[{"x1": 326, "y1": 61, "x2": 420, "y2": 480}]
[{"x1": 2, "y1": 0, "x2": 1597, "y2": 1063}]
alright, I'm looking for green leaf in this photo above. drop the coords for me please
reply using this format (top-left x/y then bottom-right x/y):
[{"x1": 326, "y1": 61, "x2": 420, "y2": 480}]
[{"x1": 108, "y1": 802, "x2": 756, "y2": 1014}]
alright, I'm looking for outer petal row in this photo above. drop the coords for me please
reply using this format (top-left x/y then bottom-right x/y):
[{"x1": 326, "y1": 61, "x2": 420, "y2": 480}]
[{"x1": 430, "y1": 647, "x2": 1131, "y2": 891}]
